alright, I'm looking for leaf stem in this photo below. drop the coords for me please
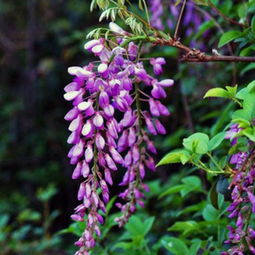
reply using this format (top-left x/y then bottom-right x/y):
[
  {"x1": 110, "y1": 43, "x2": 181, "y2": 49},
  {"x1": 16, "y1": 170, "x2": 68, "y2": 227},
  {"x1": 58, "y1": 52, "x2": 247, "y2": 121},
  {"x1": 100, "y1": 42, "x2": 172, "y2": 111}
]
[
  {"x1": 191, "y1": 159, "x2": 224, "y2": 175},
  {"x1": 232, "y1": 98, "x2": 243, "y2": 107},
  {"x1": 206, "y1": 152, "x2": 225, "y2": 173}
]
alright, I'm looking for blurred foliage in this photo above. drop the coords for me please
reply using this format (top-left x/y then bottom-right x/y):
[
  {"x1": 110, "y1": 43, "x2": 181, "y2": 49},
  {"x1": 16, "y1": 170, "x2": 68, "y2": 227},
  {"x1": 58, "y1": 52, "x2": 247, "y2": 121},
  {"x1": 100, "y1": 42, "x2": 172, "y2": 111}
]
[{"x1": 0, "y1": 0, "x2": 255, "y2": 254}]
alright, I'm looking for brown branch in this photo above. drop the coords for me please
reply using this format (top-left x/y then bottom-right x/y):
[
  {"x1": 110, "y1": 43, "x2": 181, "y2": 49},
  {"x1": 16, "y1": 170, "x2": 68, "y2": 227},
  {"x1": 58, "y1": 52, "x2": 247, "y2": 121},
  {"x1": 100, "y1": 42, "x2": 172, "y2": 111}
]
[
  {"x1": 153, "y1": 38, "x2": 255, "y2": 63},
  {"x1": 208, "y1": 0, "x2": 248, "y2": 28},
  {"x1": 181, "y1": 55, "x2": 255, "y2": 63}
]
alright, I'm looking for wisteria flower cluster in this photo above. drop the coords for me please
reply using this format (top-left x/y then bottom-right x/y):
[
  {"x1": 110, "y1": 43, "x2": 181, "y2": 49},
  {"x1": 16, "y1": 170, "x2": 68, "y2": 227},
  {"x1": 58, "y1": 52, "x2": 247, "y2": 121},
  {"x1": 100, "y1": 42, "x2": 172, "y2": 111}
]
[
  {"x1": 63, "y1": 23, "x2": 173, "y2": 254},
  {"x1": 222, "y1": 124, "x2": 255, "y2": 255}
]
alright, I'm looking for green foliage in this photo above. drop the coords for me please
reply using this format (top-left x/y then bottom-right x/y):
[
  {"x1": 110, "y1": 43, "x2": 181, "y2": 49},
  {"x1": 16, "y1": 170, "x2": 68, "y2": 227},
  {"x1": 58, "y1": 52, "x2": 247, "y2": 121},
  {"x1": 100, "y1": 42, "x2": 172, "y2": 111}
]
[
  {"x1": 204, "y1": 86, "x2": 237, "y2": 99},
  {"x1": 37, "y1": 184, "x2": 58, "y2": 202},
  {"x1": 157, "y1": 149, "x2": 191, "y2": 166},
  {"x1": 162, "y1": 237, "x2": 189, "y2": 255},
  {"x1": 0, "y1": 186, "x2": 60, "y2": 255},
  {"x1": 183, "y1": 133, "x2": 210, "y2": 154},
  {"x1": 218, "y1": 30, "x2": 243, "y2": 47},
  {"x1": 160, "y1": 175, "x2": 202, "y2": 198},
  {"x1": 2, "y1": 0, "x2": 255, "y2": 254},
  {"x1": 208, "y1": 132, "x2": 226, "y2": 151}
]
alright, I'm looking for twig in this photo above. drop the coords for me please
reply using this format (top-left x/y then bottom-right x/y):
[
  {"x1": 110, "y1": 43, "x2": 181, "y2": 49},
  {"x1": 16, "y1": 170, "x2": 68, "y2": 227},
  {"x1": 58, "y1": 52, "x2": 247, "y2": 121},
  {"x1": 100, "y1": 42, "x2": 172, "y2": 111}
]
[
  {"x1": 174, "y1": 0, "x2": 187, "y2": 40},
  {"x1": 208, "y1": 0, "x2": 248, "y2": 28},
  {"x1": 110, "y1": 35, "x2": 255, "y2": 63},
  {"x1": 180, "y1": 55, "x2": 255, "y2": 63},
  {"x1": 154, "y1": 38, "x2": 255, "y2": 63}
]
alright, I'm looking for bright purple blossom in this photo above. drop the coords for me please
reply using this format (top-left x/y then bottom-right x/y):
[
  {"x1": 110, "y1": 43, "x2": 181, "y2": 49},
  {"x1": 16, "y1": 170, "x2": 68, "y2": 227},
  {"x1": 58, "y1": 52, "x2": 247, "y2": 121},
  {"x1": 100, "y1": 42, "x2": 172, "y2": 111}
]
[
  {"x1": 150, "y1": 57, "x2": 166, "y2": 75},
  {"x1": 223, "y1": 125, "x2": 255, "y2": 255},
  {"x1": 64, "y1": 23, "x2": 173, "y2": 254}
]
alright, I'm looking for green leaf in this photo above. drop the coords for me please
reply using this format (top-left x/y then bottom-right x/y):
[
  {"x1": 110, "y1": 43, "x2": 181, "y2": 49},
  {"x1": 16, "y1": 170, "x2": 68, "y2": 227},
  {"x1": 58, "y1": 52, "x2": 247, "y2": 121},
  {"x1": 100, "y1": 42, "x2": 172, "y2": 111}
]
[
  {"x1": 242, "y1": 93, "x2": 255, "y2": 120},
  {"x1": 180, "y1": 176, "x2": 202, "y2": 197},
  {"x1": 162, "y1": 237, "x2": 189, "y2": 255},
  {"x1": 194, "y1": 20, "x2": 215, "y2": 40},
  {"x1": 232, "y1": 118, "x2": 250, "y2": 128},
  {"x1": 18, "y1": 209, "x2": 41, "y2": 222},
  {"x1": 57, "y1": 221, "x2": 86, "y2": 236},
  {"x1": 97, "y1": 0, "x2": 109, "y2": 9},
  {"x1": 180, "y1": 186, "x2": 199, "y2": 197},
  {"x1": 37, "y1": 184, "x2": 57, "y2": 202},
  {"x1": 124, "y1": 216, "x2": 154, "y2": 237},
  {"x1": 218, "y1": 30, "x2": 242, "y2": 47},
  {"x1": 0, "y1": 214, "x2": 9, "y2": 227},
  {"x1": 242, "y1": 127, "x2": 255, "y2": 142},
  {"x1": 11, "y1": 225, "x2": 31, "y2": 240},
  {"x1": 240, "y1": 63, "x2": 255, "y2": 76},
  {"x1": 177, "y1": 201, "x2": 206, "y2": 216},
  {"x1": 240, "y1": 45, "x2": 255, "y2": 56},
  {"x1": 143, "y1": 217, "x2": 155, "y2": 235},
  {"x1": 157, "y1": 150, "x2": 190, "y2": 166},
  {"x1": 160, "y1": 184, "x2": 186, "y2": 198},
  {"x1": 124, "y1": 216, "x2": 144, "y2": 236},
  {"x1": 247, "y1": 80, "x2": 255, "y2": 92},
  {"x1": 236, "y1": 87, "x2": 248, "y2": 99},
  {"x1": 210, "y1": 102, "x2": 234, "y2": 136},
  {"x1": 202, "y1": 205, "x2": 219, "y2": 221},
  {"x1": 204, "y1": 88, "x2": 230, "y2": 99},
  {"x1": 182, "y1": 176, "x2": 201, "y2": 186},
  {"x1": 238, "y1": 3, "x2": 247, "y2": 19},
  {"x1": 106, "y1": 196, "x2": 117, "y2": 215},
  {"x1": 252, "y1": 15, "x2": 255, "y2": 34},
  {"x1": 193, "y1": 0, "x2": 208, "y2": 5},
  {"x1": 168, "y1": 221, "x2": 199, "y2": 236},
  {"x1": 160, "y1": 176, "x2": 202, "y2": 198},
  {"x1": 208, "y1": 132, "x2": 225, "y2": 151},
  {"x1": 183, "y1": 133, "x2": 209, "y2": 154},
  {"x1": 232, "y1": 109, "x2": 251, "y2": 121},
  {"x1": 236, "y1": 81, "x2": 255, "y2": 98},
  {"x1": 190, "y1": 239, "x2": 202, "y2": 255},
  {"x1": 90, "y1": 0, "x2": 97, "y2": 12},
  {"x1": 112, "y1": 241, "x2": 133, "y2": 250},
  {"x1": 226, "y1": 85, "x2": 238, "y2": 98}
]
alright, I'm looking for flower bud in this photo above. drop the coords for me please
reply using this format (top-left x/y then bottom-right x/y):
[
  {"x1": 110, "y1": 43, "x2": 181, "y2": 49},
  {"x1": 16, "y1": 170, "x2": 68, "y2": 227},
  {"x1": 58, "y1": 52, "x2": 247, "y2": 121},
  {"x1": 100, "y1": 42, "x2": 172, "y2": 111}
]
[
  {"x1": 93, "y1": 113, "x2": 104, "y2": 128},
  {"x1": 105, "y1": 154, "x2": 117, "y2": 171},
  {"x1": 109, "y1": 22, "x2": 127, "y2": 35}
]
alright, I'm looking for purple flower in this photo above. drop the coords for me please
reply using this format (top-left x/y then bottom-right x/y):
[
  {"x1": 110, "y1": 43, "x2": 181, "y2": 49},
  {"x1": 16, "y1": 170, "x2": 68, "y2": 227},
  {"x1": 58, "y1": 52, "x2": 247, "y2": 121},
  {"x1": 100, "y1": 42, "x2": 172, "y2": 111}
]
[
  {"x1": 223, "y1": 124, "x2": 255, "y2": 254},
  {"x1": 128, "y1": 42, "x2": 138, "y2": 60},
  {"x1": 225, "y1": 123, "x2": 242, "y2": 145},
  {"x1": 65, "y1": 37, "x2": 173, "y2": 254},
  {"x1": 150, "y1": 58, "x2": 166, "y2": 75}
]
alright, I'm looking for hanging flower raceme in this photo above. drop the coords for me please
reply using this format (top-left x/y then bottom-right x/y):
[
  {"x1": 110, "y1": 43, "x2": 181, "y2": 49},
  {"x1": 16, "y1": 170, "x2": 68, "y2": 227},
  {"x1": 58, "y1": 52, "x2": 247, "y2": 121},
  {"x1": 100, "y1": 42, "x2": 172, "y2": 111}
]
[
  {"x1": 115, "y1": 65, "x2": 173, "y2": 226},
  {"x1": 64, "y1": 23, "x2": 173, "y2": 254},
  {"x1": 222, "y1": 124, "x2": 255, "y2": 255}
]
